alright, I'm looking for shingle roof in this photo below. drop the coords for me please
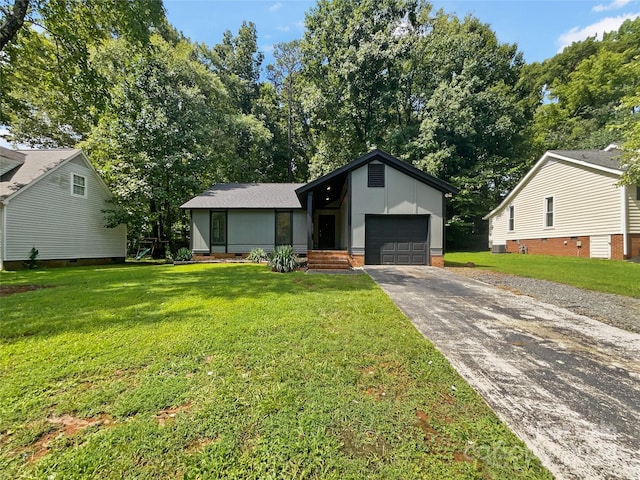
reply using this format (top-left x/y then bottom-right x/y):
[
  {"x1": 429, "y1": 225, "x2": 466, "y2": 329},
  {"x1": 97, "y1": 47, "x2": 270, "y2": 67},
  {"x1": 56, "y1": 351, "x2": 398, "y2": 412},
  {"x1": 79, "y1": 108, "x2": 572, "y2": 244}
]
[
  {"x1": 548, "y1": 149, "x2": 624, "y2": 172},
  {"x1": 0, "y1": 149, "x2": 81, "y2": 201},
  {"x1": 181, "y1": 183, "x2": 306, "y2": 209}
]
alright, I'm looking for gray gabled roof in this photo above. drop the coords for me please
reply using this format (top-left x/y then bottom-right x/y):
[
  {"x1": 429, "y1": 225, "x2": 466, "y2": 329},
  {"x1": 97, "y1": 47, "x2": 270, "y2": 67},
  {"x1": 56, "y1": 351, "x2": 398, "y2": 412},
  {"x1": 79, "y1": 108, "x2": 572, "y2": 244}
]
[
  {"x1": 181, "y1": 183, "x2": 305, "y2": 209},
  {"x1": 548, "y1": 149, "x2": 624, "y2": 172},
  {"x1": 295, "y1": 149, "x2": 458, "y2": 207},
  {"x1": 1, "y1": 148, "x2": 82, "y2": 202}
]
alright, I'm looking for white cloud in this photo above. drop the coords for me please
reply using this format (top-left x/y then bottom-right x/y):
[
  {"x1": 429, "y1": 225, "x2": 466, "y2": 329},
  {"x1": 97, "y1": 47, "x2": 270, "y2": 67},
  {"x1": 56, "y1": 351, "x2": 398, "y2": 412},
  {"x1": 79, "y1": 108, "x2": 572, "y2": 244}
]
[
  {"x1": 261, "y1": 44, "x2": 275, "y2": 54},
  {"x1": 593, "y1": 0, "x2": 632, "y2": 12},
  {"x1": 268, "y1": 2, "x2": 283, "y2": 12},
  {"x1": 557, "y1": 12, "x2": 640, "y2": 51},
  {"x1": 295, "y1": 20, "x2": 305, "y2": 31},
  {"x1": 276, "y1": 25, "x2": 291, "y2": 32}
]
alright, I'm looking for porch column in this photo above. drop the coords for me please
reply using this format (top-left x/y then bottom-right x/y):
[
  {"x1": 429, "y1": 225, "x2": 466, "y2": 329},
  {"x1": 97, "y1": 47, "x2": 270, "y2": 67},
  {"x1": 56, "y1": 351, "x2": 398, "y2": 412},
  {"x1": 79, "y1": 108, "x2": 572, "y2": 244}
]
[{"x1": 307, "y1": 191, "x2": 313, "y2": 250}]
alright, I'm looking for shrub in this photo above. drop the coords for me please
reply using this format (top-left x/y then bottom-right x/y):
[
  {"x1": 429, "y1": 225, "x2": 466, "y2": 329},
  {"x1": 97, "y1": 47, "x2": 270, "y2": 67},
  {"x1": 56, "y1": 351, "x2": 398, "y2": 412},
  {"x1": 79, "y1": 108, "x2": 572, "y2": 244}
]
[
  {"x1": 174, "y1": 247, "x2": 193, "y2": 261},
  {"x1": 24, "y1": 247, "x2": 39, "y2": 269},
  {"x1": 269, "y1": 245, "x2": 298, "y2": 273},
  {"x1": 247, "y1": 248, "x2": 268, "y2": 263}
]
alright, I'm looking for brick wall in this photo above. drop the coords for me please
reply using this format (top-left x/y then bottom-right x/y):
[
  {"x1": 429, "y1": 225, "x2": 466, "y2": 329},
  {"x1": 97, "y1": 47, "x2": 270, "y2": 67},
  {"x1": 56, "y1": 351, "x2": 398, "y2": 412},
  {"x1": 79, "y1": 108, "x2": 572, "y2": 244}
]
[
  {"x1": 505, "y1": 236, "x2": 591, "y2": 258},
  {"x1": 610, "y1": 234, "x2": 624, "y2": 260},
  {"x1": 629, "y1": 234, "x2": 640, "y2": 259},
  {"x1": 430, "y1": 255, "x2": 444, "y2": 267},
  {"x1": 504, "y1": 234, "x2": 640, "y2": 260}
]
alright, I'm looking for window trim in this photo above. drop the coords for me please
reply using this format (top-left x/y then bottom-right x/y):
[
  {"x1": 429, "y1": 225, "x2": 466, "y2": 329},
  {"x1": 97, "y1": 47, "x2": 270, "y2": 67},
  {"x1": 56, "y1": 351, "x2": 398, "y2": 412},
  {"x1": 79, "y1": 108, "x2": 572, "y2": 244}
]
[
  {"x1": 508, "y1": 205, "x2": 515, "y2": 232},
  {"x1": 544, "y1": 196, "x2": 554, "y2": 229},
  {"x1": 367, "y1": 162, "x2": 385, "y2": 187},
  {"x1": 210, "y1": 210, "x2": 227, "y2": 248},
  {"x1": 70, "y1": 173, "x2": 87, "y2": 198},
  {"x1": 275, "y1": 210, "x2": 293, "y2": 247}
]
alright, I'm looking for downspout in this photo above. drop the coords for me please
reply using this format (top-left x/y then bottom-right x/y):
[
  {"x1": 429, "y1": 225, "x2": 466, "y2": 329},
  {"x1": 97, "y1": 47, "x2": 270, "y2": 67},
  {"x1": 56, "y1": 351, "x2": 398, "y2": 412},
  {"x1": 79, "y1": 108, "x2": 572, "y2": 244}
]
[{"x1": 621, "y1": 185, "x2": 629, "y2": 258}]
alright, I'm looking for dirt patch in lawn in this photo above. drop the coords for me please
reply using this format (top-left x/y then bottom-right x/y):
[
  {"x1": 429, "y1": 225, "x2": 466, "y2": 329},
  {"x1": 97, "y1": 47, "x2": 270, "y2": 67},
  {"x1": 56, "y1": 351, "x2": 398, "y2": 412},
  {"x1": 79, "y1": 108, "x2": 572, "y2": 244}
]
[
  {"x1": 186, "y1": 437, "x2": 219, "y2": 453},
  {"x1": 20, "y1": 414, "x2": 114, "y2": 463},
  {"x1": 154, "y1": 403, "x2": 192, "y2": 426},
  {"x1": 0, "y1": 284, "x2": 54, "y2": 297}
]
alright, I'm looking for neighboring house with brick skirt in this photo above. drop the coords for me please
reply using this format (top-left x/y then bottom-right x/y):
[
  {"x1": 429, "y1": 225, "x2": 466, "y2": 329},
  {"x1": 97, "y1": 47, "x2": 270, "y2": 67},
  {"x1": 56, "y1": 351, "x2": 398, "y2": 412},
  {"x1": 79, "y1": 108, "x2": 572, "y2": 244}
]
[
  {"x1": 0, "y1": 147, "x2": 127, "y2": 270},
  {"x1": 484, "y1": 149, "x2": 640, "y2": 260},
  {"x1": 182, "y1": 149, "x2": 458, "y2": 268}
]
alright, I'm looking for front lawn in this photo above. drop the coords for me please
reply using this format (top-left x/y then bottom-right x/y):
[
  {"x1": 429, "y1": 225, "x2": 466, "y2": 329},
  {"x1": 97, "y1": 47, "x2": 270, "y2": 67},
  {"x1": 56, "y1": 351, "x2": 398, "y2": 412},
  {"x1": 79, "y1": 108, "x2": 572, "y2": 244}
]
[
  {"x1": 446, "y1": 251, "x2": 640, "y2": 298},
  {"x1": 0, "y1": 264, "x2": 550, "y2": 479}
]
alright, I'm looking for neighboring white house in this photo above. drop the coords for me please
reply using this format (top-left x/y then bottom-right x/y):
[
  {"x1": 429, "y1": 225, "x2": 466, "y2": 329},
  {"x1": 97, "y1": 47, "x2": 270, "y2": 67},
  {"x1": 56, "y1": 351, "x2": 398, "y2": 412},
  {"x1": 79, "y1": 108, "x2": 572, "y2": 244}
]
[
  {"x1": 484, "y1": 149, "x2": 640, "y2": 260},
  {"x1": 181, "y1": 149, "x2": 458, "y2": 268},
  {"x1": 0, "y1": 147, "x2": 127, "y2": 270}
]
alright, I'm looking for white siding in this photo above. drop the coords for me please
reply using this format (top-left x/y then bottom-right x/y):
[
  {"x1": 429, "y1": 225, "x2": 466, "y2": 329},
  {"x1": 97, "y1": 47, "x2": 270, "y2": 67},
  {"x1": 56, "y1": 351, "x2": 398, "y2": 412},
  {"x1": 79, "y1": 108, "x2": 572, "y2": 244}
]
[
  {"x1": 4, "y1": 157, "x2": 126, "y2": 261},
  {"x1": 495, "y1": 159, "x2": 622, "y2": 241},
  {"x1": 350, "y1": 162, "x2": 444, "y2": 255},
  {"x1": 489, "y1": 208, "x2": 509, "y2": 246},
  {"x1": 0, "y1": 205, "x2": 4, "y2": 269},
  {"x1": 191, "y1": 210, "x2": 210, "y2": 253},
  {"x1": 628, "y1": 186, "x2": 640, "y2": 233},
  {"x1": 590, "y1": 235, "x2": 611, "y2": 258}
]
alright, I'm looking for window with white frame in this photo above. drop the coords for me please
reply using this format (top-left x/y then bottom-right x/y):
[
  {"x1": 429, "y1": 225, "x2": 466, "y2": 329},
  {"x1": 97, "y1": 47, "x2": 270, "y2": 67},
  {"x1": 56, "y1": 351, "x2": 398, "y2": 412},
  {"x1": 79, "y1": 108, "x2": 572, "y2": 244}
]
[
  {"x1": 508, "y1": 205, "x2": 515, "y2": 231},
  {"x1": 544, "y1": 196, "x2": 554, "y2": 228},
  {"x1": 71, "y1": 173, "x2": 86, "y2": 197}
]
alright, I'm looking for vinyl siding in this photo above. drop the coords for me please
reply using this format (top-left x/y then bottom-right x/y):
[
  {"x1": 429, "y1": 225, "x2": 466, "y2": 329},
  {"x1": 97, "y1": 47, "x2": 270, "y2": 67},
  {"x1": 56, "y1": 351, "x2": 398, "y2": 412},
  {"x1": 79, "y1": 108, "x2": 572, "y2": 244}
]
[
  {"x1": 350, "y1": 162, "x2": 444, "y2": 255},
  {"x1": 496, "y1": 159, "x2": 622, "y2": 241},
  {"x1": 4, "y1": 157, "x2": 126, "y2": 261},
  {"x1": 0, "y1": 205, "x2": 4, "y2": 269},
  {"x1": 489, "y1": 208, "x2": 509, "y2": 246},
  {"x1": 628, "y1": 186, "x2": 640, "y2": 233}
]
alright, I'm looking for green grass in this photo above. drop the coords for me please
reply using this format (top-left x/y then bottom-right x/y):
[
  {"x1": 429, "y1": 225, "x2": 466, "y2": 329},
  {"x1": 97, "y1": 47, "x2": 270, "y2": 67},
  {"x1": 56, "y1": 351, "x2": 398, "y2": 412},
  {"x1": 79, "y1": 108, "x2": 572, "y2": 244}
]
[
  {"x1": 0, "y1": 264, "x2": 551, "y2": 479},
  {"x1": 446, "y1": 251, "x2": 640, "y2": 298}
]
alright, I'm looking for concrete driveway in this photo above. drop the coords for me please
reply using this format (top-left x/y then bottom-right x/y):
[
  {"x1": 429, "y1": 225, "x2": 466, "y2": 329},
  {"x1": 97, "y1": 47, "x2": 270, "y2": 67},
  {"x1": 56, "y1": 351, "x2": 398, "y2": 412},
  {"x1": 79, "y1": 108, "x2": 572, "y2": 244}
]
[{"x1": 365, "y1": 266, "x2": 640, "y2": 480}]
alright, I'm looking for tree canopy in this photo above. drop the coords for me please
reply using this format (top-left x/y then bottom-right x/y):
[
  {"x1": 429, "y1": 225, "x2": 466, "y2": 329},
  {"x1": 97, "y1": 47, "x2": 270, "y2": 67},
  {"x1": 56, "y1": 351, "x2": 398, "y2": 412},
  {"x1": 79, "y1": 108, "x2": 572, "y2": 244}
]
[{"x1": 2, "y1": 0, "x2": 639, "y2": 252}]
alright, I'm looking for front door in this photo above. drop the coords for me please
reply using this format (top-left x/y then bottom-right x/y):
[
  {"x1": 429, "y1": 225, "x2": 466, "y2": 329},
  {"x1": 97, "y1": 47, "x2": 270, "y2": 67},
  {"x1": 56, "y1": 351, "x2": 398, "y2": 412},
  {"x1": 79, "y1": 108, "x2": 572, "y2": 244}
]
[{"x1": 318, "y1": 215, "x2": 336, "y2": 249}]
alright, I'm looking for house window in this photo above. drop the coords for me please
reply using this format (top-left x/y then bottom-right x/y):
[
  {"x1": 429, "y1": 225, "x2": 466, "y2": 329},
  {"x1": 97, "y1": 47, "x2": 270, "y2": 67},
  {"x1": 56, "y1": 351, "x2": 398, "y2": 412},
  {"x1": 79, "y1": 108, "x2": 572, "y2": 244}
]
[
  {"x1": 368, "y1": 163, "x2": 385, "y2": 187},
  {"x1": 636, "y1": 186, "x2": 640, "y2": 200},
  {"x1": 508, "y1": 205, "x2": 515, "y2": 231},
  {"x1": 71, "y1": 174, "x2": 86, "y2": 197},
  {"x1": 211, "y1": 211, "x2": 226, "y2": 246},
  {"x1": 544, "y1": 196, "x2": 554, "y2": 228},
  {"x1": 275, "y1": 211, "x2": 293, "y2": 246}
]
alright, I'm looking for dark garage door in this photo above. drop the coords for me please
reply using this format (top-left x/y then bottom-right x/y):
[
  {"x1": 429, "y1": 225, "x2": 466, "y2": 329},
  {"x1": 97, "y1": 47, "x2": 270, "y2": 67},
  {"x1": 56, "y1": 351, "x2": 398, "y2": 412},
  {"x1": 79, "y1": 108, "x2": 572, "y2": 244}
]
[{"x1": 365, "y1": 215, "x2": 429, "y2": 265}]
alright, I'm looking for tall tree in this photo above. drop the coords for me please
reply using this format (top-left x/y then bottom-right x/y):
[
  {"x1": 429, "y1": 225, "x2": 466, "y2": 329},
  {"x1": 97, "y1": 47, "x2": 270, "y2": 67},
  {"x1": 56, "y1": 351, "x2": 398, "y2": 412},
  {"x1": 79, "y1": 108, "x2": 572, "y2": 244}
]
[
  {"x1": 0, "y1": 0, "x2": 165, "y2": 144},
  {"x1": 527, "y1": 17, "x2": 640, "y2": 153},
  {"x1": 302, "y1": 0, "x2": 531, "y2": 245},
  {"x1": 267, "y1": 40, "x2": 310, "y2": 181},
  {"x1": 80, "y1": 35, "x2": 235, "y2": 252}
]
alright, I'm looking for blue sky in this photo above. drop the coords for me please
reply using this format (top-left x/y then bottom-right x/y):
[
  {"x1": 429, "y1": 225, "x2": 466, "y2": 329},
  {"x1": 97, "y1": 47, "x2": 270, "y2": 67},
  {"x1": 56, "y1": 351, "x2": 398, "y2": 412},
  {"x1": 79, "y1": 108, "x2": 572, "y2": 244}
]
[{"x1": 164, "y1": 0, "x2": 640, "y2": 66}]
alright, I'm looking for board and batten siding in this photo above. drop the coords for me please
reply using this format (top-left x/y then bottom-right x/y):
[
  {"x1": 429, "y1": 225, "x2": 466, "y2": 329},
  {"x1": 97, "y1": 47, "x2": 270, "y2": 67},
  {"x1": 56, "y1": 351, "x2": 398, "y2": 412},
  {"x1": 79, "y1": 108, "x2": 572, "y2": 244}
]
[
  {"x1": 350, "y1": 162, "x2": 444, "y2": 256},
  {"x1": 495, "y1": 159, "x2": 623, "y2": 242},
  {"x1": 4, "y1": 156, "x2": 126, "y2": 261}
]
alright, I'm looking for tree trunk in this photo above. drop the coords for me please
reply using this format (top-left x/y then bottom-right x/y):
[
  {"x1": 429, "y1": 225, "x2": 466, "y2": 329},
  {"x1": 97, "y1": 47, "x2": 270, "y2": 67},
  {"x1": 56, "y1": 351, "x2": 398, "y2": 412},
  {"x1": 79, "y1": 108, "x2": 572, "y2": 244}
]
[{"x1": 0, "y1": 0, "x2": 30, "y2": 51}]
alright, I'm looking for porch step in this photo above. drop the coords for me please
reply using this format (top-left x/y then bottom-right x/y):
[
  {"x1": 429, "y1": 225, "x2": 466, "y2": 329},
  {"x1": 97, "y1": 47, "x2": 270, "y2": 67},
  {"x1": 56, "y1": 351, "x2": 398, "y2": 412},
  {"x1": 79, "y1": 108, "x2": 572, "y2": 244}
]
[{"x1": 307, "y1": 251, "x2": 351, "y2": 270}]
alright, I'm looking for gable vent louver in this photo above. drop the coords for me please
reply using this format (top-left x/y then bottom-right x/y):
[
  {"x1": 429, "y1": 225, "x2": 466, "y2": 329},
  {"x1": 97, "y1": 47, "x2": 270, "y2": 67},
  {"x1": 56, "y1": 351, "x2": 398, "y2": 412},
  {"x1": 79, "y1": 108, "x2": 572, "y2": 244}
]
[{"x1": 368, "y1": 163, "x2": 385, "y2": 187}]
